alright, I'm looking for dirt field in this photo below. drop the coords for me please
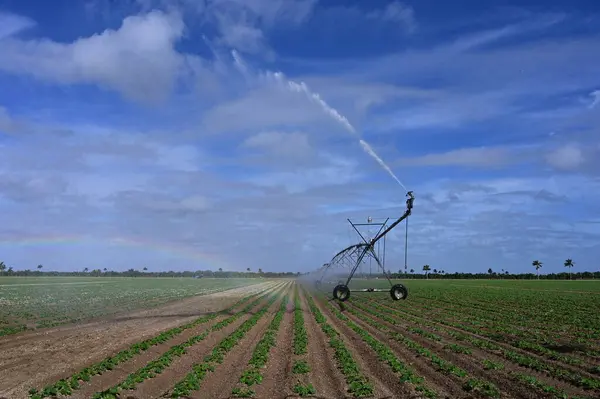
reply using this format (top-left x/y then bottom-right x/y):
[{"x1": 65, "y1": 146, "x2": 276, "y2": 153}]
[{"x1": 1, "y1": 280, "x2": 599, "y2": 399}]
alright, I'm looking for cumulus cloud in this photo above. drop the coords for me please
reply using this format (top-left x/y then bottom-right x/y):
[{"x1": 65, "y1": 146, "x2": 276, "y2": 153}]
[{"x1": 0, "y1": 11, "x2": 186, "y2": 102}]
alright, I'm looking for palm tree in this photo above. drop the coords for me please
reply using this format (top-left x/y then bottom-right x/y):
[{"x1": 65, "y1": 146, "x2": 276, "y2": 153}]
[
  {"x1": 532, "y1": 260, "x2": 542, "y2": 279},
  {"x1": 83, "y1": 267, "x2": 89, "y2": 273},
  {"x1": 143, "y1": 267, "x2": 148, "y2": 272},
  {"x1": 258, "y1": 268, "x2": 263, "y2": 274},
  {"x1": 422, "y1": 265, "x2": 431, "y2": 279},
  {"x1": 7, "y1": 266, "x2": 13, "y2": 274},
  {"x1": 487, "y1": 268, "x2": 493, "y2": 278},
  {"x1": 246, "y1": 267, "x2": 250, "y2": 272},
  {"x1": 37, "y1": 264, "x2": 43, "y2": 270},
  {"x1": 218, "y1": 268, "x2": 223, "y2": 272},
  {"x1": 564, "y1": 259, "x2": 574, "y2": 280},
  {"x1": 0, "y1": 261, "x2": 6, "y2": 275}
]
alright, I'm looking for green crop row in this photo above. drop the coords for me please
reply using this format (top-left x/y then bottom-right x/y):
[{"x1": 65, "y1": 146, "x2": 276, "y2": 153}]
[
  {"x1": 28, "y1": 288, "x2": 271, "y2": 399},
  {"x1": 0, "y1": 324, "x2": 27, "y2": 337},
  {"x1": 382, "y1": 299, "x2": 600, "y2": 390},
  {"x1": 291, "y1": 286, "x2": 316, "y2": 397},
  {"x1": 404, "y1": 298, "x2": 599, "y2": 359},
  {"x1": 90, "y1": 289, "x2": 281, "y2": 399},
  {"x1": 364, "y1": 297, "x2": 600, "y2": 393},
  {"x1": 323, "y1": 298, "x2": 437, "y2": 398},
  {"x1": 412, "y1": 290, "x2": 600, "y2": 336},
  {"x1": 168, "y1": 288, "x2": 284, "y2": 398},
  {"x1": 293, "y1": 286, "x2": 308, "y2": 356},
  {"x1": 344, "y1": 299, "x2": 501, "y2": 398},
  {"x1": 367, "y1": 296, "x2": 594, "y2": 374},
  {"x1": 362, "y1": 298, "x2": 581, "y2": 396},
  {"x1": 304, "y1": 290, "x2": 373, "y2": 398},
  {"x1": 231, "y1": 295, "x2": 289, "y2": 397}
]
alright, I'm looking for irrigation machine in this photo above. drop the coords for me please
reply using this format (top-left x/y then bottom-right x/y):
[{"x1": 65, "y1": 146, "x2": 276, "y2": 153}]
[{"x1": 312, "y1": 191, "x2": 415, "y2": 302}]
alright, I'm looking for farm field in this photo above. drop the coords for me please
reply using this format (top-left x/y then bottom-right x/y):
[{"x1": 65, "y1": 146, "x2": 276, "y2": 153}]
[
  {"x1": 1, "y1": 279, "x2": 599, "y2": 399},
  {"x1": 0, "y1": 277, "x2": 263, "y2": 337}
]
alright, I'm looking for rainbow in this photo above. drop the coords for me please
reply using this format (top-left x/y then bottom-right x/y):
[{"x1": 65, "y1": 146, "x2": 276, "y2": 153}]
[{"x1": 0, "y1": 234, "x2": 240, "y2": 271}]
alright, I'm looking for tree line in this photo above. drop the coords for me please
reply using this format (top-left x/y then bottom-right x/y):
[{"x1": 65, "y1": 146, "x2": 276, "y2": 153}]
[
  {"x1": 350, "y1": 258, "x2": 597, "y2": 280},
  {"x1": 389, "y1": 258, "x2": 588, "y2": 280},
  {"x1": 0, "y1": 262, "x2": 300, "y2": 278},
  {"x1": 1, "y1": 260, "x2": 596, "y2": 280},
  {"x1": 390, "y1": 271, "x2": 600, "y2": 280}
]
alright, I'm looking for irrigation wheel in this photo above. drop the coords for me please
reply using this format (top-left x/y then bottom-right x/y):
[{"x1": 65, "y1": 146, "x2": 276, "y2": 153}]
[
  {"x1": 333, "y1": 284, "x2": 350, "y2": 302},
  {"x1": 390, "y1": 284, "x2": 408, "y2": 300}
]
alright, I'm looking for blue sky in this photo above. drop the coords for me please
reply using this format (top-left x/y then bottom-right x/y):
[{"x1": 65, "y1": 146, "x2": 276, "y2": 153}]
[{"x1": 0, "y1": 0, "x2": 599, "y2": 275}]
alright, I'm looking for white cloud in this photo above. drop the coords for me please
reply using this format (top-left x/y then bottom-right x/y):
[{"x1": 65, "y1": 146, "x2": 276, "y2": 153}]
[
  {"x1": 0, "y1": 11, "x2": 186, "y2": 103},
  {"x1": 243, "y1": 131, "x2": 313, "y2": 159},
  {"x1": 367, "y1": 1, "x2": 416, "y2": 34},
  {"x1": 545, "y1": 143, "x2": 585, "y2": 170},
  {"x1": 0, "y1": 11, "x2": 35, "y2": 39},
  {"x1": 206, "y1": 0, "x2": 316, "y2": 56},
  {"x1": 395, "y1": 146, "x2": 522, "y2": 167},
  {"x1": 446, "y1": 13, "x2": 565, "y2": 53},
  {"x1": 247, "y1": 155, "x2": 363, "y2": 193},
  {"x1": 375, "y1": 90, "x2": 516, "y2": 131},
  {"x1": 214, "y1": 18, "x2": 271, "y2": 56},
  {"x1": 201, "y1": 85, "x2": 346, "y2": 133},
  {"x1": 209, "y1": 0, "x2": 316, "y2": 28},
  {"x1": 0, "y1": 107, "x2": 19, "y2": 134},
  {"x1": 589, "y1": 90, "x2": 600, "y2": 109}
]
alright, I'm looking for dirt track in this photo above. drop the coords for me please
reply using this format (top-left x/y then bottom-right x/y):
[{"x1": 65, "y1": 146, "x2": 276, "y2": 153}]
[{"x1": 2, "y1": 281, "x2": 598, "y2": 399}]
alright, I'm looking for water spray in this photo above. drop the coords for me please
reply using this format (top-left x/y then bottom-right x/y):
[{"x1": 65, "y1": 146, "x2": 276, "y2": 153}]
[
  {"x1": 231, "y1": 51, "x2": 408, "y2": 192},
  {"x1": 268, "y1": 70, "x2": 407, "y2": 191},
  {"x1": 359, "y1": 139, "x2": 408, "y2": 192}
]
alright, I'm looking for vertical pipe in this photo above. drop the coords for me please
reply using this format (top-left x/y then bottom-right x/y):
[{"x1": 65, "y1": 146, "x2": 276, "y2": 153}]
[
  {"x1": 383, "y1": 231, "x2": 386, "y2": 272},
  {"x1": 404, "y1": 216, "x2": 409, "y2": 273}
]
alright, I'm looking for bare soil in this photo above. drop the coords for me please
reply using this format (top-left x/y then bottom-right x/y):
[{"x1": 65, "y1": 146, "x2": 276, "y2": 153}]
[{"x1": 251, "y1": 299, "x2": 295, "y2": 399}]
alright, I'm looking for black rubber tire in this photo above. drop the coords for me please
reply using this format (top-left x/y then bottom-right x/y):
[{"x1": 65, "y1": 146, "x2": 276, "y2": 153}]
[
  {"x1": 390, "y1": 284, "x2": 408, "y2": 300},
  {"x1": 333, "y1": 284, "x2": 350, "y2": 302}
]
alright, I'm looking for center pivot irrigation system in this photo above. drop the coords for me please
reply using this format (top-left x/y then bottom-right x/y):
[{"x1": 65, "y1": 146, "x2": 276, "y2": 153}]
[{"x1": 313, "y1": 191, "x2": 415, "y2": 302}]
